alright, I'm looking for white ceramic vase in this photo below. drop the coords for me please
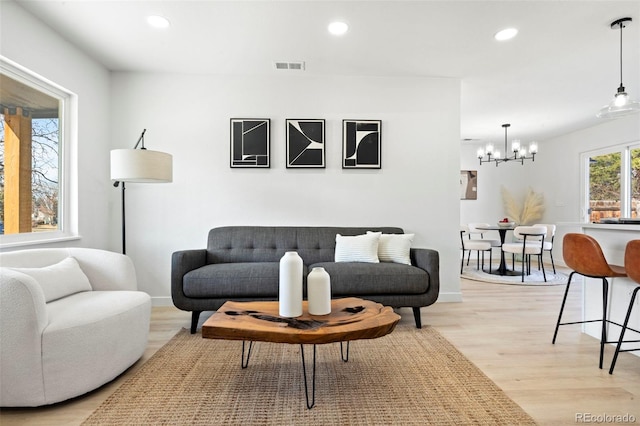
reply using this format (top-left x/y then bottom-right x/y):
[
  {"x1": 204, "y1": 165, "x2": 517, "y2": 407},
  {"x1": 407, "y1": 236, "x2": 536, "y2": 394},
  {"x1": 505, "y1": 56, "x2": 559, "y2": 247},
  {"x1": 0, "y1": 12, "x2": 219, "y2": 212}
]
[
  {"x1": 279, "y1": 251, "x2": 303, "y2": 317},
  {"x1": 307, "y1": 267, "x2": 331, "y2": 315}
]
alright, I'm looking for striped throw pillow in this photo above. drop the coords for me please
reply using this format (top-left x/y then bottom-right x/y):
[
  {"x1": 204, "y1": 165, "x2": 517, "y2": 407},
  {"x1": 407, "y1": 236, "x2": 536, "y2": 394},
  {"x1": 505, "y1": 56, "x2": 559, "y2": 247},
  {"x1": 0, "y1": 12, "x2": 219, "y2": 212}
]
[
  {"x1": 368, "y1": 232, "x2": 414, "y2": 265},
  {"x1": 334, "y1": 232, "x2": 381, "y2": 263}
]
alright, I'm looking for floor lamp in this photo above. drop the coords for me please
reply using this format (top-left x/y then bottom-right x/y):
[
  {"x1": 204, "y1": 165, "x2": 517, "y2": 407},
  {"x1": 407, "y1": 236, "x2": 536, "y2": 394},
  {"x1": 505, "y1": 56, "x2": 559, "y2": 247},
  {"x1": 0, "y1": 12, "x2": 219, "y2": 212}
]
[{"x1": 110, "y1": 129, "x2": 173, "y2": 254}]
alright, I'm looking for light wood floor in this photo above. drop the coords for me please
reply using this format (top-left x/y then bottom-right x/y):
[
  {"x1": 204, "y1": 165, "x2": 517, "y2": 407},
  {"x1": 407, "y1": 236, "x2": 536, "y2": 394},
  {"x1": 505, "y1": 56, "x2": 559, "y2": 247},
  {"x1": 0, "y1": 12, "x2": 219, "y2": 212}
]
[{"x1": 2, "y1": 274, "x2": 639, "y2": 425}]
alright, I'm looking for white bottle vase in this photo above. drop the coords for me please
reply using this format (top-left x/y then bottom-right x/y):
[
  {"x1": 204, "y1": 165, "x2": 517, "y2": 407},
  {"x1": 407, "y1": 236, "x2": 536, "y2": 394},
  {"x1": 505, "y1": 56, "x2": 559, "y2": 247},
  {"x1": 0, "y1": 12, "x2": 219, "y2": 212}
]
[
  {"x1": 307, "y1": 267, "x2": 331, "y2": 315},
  {"x1": 279, "y1": 251, "x2": 303, "y2": 317}
]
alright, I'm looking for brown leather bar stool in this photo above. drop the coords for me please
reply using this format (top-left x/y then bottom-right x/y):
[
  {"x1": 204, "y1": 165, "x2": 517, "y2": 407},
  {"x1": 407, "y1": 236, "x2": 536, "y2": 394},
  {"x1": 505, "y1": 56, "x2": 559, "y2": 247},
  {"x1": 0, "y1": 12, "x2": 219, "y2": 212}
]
[
  {"x1": 552, "y1": 233, "x2": 627, "y2": 369},
  {"x1": 608, "y1": 240, "x2": 640, "y2": 374}
]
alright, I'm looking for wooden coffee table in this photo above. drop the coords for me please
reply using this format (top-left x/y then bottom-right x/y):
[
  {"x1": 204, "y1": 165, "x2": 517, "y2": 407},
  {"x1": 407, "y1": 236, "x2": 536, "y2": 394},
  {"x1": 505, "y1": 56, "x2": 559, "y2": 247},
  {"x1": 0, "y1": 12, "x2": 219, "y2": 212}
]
[{"x1": 202, "y1": 297, "x2": 400, "y2": 409}]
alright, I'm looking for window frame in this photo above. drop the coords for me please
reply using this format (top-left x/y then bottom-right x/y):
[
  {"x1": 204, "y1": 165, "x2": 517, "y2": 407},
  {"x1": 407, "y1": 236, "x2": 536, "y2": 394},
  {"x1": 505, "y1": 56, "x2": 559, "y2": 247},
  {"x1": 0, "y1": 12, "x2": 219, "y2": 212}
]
[
  {"x1": 580, "y1": 140, "x2": 640, "y2": 223},
  {"x1": 0, "y1": 56, "x2": 79, "y2": 248}
]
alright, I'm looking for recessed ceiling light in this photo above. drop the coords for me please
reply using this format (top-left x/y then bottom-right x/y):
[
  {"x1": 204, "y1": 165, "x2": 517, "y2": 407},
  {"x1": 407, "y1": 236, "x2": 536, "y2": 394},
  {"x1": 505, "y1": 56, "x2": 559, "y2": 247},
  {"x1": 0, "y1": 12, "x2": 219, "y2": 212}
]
[
  {"x1": 328, "y1": 21, "x2": 349, "y2": 36},
  {"x1": 147, "y1": 15, "x2": 171, "y2": 29},
  {"x1": 494, "y1": 28, "x2": 518, "y2": 41}
]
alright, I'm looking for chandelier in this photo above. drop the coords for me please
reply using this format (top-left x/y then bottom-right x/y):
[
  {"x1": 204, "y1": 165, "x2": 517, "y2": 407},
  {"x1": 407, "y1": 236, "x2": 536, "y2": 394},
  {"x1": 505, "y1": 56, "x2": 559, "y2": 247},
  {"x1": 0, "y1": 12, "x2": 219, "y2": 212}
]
[
  {"x1": 597, "y1": 17, "x2": 640, "y2": 119},
  {"x1": 477, "y1": 124, "x2": 537, "y2": 166}
]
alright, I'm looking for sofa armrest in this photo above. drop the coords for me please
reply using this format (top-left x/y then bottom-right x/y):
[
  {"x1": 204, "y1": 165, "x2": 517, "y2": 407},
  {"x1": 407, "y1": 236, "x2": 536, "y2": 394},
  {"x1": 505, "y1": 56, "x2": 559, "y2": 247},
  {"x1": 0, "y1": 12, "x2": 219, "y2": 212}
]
[
  {"x1": 0, "y1": 269, "x2": 48, "y2": 406},
  {"x1": 171, "y1": 249, "x2": 208, "y2": 310},
  {"x1": 410, "y1": 248, "x2": 440, "y2": 296}
]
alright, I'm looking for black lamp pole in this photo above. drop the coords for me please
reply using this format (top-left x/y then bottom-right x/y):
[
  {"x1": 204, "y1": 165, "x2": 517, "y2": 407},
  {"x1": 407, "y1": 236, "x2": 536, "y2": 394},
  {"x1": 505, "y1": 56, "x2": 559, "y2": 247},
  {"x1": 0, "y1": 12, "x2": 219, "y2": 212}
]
[{"x1": 113, "y1": 129, "x2": 147, "y2": 255}]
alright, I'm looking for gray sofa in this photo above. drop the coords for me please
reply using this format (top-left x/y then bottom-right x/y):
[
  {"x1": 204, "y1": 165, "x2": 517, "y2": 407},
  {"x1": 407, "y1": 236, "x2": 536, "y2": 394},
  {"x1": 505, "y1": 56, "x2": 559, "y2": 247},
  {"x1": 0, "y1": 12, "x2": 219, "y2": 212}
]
[{"x1": 171, "y1": 226, "x2": 440, "y2": 333}]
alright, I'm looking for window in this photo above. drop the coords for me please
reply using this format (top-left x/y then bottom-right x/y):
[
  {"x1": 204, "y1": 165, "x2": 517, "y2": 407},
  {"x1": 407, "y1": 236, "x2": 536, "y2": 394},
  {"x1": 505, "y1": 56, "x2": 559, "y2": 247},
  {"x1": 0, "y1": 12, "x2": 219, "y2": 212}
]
[
  {"x1": 582, "y1": 142, "x2": 640, "y2": 223},
  {"x1": 0, "y1": 57, "x2": 77, "y2": 246}
]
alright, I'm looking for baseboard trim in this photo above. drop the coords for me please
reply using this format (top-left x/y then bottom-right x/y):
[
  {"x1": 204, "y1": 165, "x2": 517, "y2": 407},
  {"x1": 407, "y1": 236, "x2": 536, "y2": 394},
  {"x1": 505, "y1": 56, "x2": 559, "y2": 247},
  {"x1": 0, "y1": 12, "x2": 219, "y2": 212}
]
[
  {"x1": 151, "y1": 296, "x2": 174, "y2": 307},
  {"x1": 436, "y1": 292, "x2": 463, "y2": 303}
]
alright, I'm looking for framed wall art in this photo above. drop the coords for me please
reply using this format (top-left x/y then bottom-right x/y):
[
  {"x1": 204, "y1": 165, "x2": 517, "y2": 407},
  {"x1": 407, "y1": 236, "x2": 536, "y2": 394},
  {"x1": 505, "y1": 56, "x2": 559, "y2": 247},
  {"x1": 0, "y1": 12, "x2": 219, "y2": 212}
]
[
  {"x1": 286, "y1": 119, "x2": 325, "y2": 168},
  {"x1": 230, "y1": 118, "x2": 270, "y2": 168},
  {"x1": 342, "y1": 119, "x2": 381, "y2": 169},
  {"x1": 460, "y1": 170, "x2": 477, "y2": 200}
]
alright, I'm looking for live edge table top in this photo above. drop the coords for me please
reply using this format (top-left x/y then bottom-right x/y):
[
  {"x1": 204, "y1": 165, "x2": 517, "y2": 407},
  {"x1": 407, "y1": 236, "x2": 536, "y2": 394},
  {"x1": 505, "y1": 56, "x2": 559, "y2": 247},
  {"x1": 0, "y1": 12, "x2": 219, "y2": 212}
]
[{"x1": 201, "y1": 297, "x2": 400, "y2": 345}]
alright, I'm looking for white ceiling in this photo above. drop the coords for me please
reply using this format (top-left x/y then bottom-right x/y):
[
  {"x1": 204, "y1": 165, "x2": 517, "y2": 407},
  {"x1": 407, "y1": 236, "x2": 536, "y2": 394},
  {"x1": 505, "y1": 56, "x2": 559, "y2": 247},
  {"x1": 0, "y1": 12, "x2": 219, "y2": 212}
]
[{"x1": 11, "y1": 0, "x2": 640, "y2": 144}]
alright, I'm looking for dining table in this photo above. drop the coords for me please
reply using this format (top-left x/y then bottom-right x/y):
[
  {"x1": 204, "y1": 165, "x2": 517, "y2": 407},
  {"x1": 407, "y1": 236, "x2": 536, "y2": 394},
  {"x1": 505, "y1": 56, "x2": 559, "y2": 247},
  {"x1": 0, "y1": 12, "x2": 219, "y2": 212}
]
[{"x1": 475, "y1": 224, "x2": 521, "y2": 276}]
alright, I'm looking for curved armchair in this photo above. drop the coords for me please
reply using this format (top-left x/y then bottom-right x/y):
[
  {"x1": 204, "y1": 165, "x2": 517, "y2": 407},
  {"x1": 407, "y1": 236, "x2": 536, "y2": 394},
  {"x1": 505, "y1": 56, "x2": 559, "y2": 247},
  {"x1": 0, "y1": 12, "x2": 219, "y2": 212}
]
[{"x1": 0, "y1": 248, "x2": 151, "y2": 407}]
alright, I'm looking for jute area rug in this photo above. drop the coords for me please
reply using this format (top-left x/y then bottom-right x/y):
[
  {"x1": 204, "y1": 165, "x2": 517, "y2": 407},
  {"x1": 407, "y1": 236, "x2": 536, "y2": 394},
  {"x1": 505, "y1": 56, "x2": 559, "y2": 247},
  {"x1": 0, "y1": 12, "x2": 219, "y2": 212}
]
[{"x1": 82, "y1": 323, "x2": 535, "y2": 425}]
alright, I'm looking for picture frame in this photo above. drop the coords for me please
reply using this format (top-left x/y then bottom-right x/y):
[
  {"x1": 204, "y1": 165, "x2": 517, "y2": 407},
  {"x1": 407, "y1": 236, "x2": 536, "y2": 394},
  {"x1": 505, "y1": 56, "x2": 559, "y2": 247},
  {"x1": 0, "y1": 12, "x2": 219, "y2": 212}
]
[
  {"x1": 460, "y1": 170, "x2": 477, "y2": 200},
  {"x1": 342, "y1": 119, "x2": 381, "y2": 169},
  {"x1": 230, "y1": 118, "x2": 270, "y2": 168},
  {"x1": 286, "y1": 119, "x2": 325, "y2": 168}
]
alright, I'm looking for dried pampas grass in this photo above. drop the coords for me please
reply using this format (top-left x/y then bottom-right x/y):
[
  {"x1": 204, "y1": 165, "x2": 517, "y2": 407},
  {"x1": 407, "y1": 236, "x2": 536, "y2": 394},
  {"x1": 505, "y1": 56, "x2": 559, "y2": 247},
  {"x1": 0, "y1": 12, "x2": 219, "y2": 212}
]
[{"x1": 501, "y1": 186, "x2": 545, "y2": 225}]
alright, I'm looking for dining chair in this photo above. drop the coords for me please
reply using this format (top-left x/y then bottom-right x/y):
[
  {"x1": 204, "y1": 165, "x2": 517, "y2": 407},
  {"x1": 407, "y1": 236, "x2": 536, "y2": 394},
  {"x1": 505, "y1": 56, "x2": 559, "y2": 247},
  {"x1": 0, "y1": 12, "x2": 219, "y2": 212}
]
[
  {"x1": 552, "y1": 233, "x2": 627, "y2": 369},
  {"x1": 466, "y1": 223, "x2": 501, "y2": 267},
  {"x1": 467, "y1": 223, "x2": 501, "y2": 247},
  {"x1": 460, "y1": 226, "x2": 492, "y2": 274},
  {"x1": 608, "y1": 239, "x2": 640, "y2": 374},
  {"x1": 501, "y1": 225, "x2": 547, "y2": 282},
  {"x1": 533, "y1": 223, "x2": 556, "y2": 273}
]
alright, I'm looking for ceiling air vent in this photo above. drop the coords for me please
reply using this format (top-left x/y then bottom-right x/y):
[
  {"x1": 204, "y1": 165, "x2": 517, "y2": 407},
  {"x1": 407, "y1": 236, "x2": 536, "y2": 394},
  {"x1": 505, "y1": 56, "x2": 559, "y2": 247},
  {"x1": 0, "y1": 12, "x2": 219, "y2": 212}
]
[{"x1": 274, "y1": 61, "x2": 305, "y2": 71}]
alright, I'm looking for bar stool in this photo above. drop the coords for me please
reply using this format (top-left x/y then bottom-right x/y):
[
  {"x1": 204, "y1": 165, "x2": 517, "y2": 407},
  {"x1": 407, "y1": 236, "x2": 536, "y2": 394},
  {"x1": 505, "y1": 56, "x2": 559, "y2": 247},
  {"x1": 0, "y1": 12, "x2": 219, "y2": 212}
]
[
  {"x1": 552, "y1": 233, "x2": 627, "y2": 369},
  {"x1": 608, "y1": 240, "x2": 640, "y2": 374}
]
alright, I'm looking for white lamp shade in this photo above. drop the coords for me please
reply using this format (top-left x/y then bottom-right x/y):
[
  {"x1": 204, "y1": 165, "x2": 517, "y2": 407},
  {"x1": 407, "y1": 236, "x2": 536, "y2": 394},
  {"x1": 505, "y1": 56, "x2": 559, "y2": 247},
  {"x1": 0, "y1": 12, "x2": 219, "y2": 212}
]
[
  {"x1": 111, "y1": 149, "x2": 173, "y2": 183},
  {"x1": 596, "y1": 98, "x2": 640, "y2": 119}
]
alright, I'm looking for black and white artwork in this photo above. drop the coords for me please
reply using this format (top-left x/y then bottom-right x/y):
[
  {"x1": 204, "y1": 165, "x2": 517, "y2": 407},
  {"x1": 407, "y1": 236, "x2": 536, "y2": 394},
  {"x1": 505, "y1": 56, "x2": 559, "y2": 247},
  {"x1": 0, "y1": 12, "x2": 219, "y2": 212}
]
[
  {"x1": 230, "y1": 118, "x2": 270, "y2": 168},
  {"x1": 286, "y1": 119, "x2": 325, "y2": 168},
  {"x1": 342, "y1": 120, "x2": 381, "y2": 169}
]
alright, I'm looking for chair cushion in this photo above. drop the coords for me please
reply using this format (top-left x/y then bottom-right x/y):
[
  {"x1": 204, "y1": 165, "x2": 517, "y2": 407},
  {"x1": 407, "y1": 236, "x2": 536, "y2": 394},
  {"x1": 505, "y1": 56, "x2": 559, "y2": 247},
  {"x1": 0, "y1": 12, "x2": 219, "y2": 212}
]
[
  {"x1": 463, "y1": 241, "x2": 492, "y2": 250},
  {"x1": 502, "y1": 242, "x2": 542, "y2": 255},
  {"x1": 9, "y1": 257, "x2": 92, "y2": 302}
]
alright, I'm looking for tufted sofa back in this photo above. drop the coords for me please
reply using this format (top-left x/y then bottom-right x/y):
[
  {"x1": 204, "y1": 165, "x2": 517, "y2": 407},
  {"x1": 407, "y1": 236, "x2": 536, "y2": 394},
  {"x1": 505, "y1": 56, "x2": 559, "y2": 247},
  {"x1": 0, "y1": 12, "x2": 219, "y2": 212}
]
[{"x1": 206, "y1": 226, "x2": 404, "y2": 265}]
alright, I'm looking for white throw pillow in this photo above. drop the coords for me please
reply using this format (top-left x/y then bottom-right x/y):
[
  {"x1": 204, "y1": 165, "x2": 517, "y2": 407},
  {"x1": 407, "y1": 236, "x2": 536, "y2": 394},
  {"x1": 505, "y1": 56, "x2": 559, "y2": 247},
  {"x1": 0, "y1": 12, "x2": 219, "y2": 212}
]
[
  {"x1": 368, "y1": 232, "x2": 414, "y2": 265},
  {"x1": 335, "y1": 233, "x2": 381, "y2": 263},
  {"x1": 11, "y1": 257, "x2": 92, "y2": 302}
]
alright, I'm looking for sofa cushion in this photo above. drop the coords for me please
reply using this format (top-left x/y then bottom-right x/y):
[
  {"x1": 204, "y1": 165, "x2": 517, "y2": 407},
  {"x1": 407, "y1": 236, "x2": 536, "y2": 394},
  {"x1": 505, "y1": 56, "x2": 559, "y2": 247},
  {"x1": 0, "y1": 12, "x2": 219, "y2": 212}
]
[
  {"x1": 334, "y1": 233, "x2": 381, "y2": 263},
  {"x1": 310, "y1": 262, "x2": 429, "y2": 295},
  {"x1": 184, "y1": 263, "x2": 302, "y2": 298},
  {"x1": 10, "y1": 257, "x2": 92, "y2": 303}
]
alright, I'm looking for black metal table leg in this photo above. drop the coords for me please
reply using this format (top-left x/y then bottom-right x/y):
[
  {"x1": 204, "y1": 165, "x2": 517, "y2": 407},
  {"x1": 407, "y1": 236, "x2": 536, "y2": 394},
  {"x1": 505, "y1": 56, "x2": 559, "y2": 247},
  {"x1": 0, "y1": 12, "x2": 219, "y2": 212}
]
[
  {"x1": 300, "y1": 344, "x2": 317, "y2": 409},
  {"x1": 340, "y1": 341, "x2": 350, "y2": 362},
  {"x1": 241, "y1": 341, "x2": 254, "y2": 369}
]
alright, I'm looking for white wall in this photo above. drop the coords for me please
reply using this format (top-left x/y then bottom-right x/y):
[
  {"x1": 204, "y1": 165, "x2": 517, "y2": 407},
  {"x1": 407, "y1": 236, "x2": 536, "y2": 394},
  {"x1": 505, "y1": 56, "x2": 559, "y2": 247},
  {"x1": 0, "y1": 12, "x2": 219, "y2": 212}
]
[
  {"x1": 110, "y1": 72, "x2": 463, "y2": 305},
  {"x1": 0, "y1": 2, "x2": 112, "y2": 250},
  {"x1": 461, "y1": 114, "x2": 640, "y2": 242},
  {"x1": 460, "y1": 144, "x2": 544, "y2": 226}
]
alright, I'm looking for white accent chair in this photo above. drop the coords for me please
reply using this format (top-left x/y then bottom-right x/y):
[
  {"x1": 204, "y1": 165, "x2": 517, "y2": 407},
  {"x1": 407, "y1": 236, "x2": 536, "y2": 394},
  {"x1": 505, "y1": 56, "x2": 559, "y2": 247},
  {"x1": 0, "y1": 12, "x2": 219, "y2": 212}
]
[
  {"x1": 467, "y1": 223, "x2": 501, "y2": 248},
  {"x1": 0, "y1": 248, "x2": 151, "y2": 407},
  {"x1": 460, "y1": 226, "x2": 492, "y2": 274},
  {"x1": 533, "y1": 223, "x2": 556, "y2": 273},
  {"x1": 501, "y1": 226, "x2": 547, "y2": 282}
]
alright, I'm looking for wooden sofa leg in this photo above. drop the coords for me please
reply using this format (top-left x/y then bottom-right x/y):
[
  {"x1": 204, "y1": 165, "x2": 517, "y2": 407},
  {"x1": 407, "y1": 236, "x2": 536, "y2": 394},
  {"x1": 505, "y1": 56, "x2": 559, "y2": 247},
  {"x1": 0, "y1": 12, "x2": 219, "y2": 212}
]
[
  {"x1": 191, "y1": 311, "x2": 202, "y2": 334},
  {"x1": 412, "y1": 307, "x2": 422, "y2": 329}
]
